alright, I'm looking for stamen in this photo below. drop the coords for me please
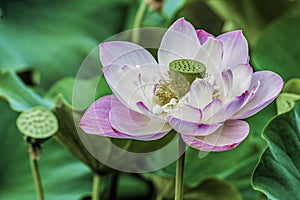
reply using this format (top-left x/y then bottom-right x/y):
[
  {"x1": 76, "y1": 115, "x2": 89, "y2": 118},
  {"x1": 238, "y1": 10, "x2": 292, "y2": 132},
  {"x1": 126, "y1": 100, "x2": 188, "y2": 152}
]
[
  {"x1": 153, "y1": 79, "x2": 179, "y2": 106},
  {"x1": 153, "y1": 59, "x2": 207, "y2": 107}
]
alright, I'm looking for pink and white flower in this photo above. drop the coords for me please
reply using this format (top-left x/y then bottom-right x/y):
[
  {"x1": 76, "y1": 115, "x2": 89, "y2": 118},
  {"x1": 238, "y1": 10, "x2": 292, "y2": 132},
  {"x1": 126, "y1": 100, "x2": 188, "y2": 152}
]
[{"x1": 79, "y1": 18, "x2": 283, "y2": 151}]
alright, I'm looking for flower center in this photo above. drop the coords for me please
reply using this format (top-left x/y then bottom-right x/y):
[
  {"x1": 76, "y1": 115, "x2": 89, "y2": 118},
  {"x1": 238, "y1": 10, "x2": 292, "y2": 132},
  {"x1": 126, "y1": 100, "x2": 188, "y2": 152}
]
[
  {"x1": 169, "y1": 59, "x2": 206, "y2": 84},
  {"x1": 153, "y1": 59, "x2": 206, "y2": 107}
]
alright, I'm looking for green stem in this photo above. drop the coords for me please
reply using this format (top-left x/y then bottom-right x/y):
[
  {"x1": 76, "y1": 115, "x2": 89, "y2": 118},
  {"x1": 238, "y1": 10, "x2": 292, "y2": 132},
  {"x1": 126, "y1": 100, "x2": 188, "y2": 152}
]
[
  {"x1": 175, "y1": 136, "x2": 186, "y2": 200},
  {"x1": 29, "y1": 144, "x2": 45, "y2": 200},
  {"x1": 92, "y1": 174, "x2": 101, "y2": 200},
  {"x1": 132, "y1": 0, "x2": 148, "y2": 43}
]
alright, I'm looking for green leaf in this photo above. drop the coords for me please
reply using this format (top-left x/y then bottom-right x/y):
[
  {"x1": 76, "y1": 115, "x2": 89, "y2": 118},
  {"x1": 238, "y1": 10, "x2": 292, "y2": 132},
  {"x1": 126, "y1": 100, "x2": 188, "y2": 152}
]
[
  {"x1": 0, "y1": 71, "x2": 49, "y2": 111},
  {"x1": 0, "y1": 0, "x2": 128, "y2": 88},
  {"x1": 157, "y1": 136, "x2": 265, "y2": 200},
  {"x1": 148, "y1": 175, "x2": 242, "y2": 200},
  {"x1": 252, "y1": 101, "x2": 300, "y2": 199},
  {"x1": 45, "y1": 76, "x2": 112, "y2": 110},
  {"x1": 184, "y1": 177, "x2": 243, "y2": 200},
  {"x1": 0, "y1": 101, "x2": 93, "y2": 199},
  {"x1": 246, "y1": 103, "x2": 277, "y2": 142},
  {"x1": 283, "y1": 78, "x2": 300, "y2": 94},
  {"x1": 110, "y1": 130, "x2": 176, "y2": 154},
  {"x1": 253, "y1": 16, "x2": 300, "y2": 80},
  {"x1": 276, "y1": 93, "x2": 300, "y2": 115},
  {"x1": 52, "y1": 96, "x2": 114, "y2": 175},
  {"x1": 0, "y1": 101, "x2": 153, "y2": 199},
  {"x1": 204, "y1": 0, "x2": 300, "y2": 45},
  {"x1": 276, "y1": 78, "x2": 300, "y2": 114},
  {"x1": 115, "y1": 174, "x2": 151, "y2": 199}
]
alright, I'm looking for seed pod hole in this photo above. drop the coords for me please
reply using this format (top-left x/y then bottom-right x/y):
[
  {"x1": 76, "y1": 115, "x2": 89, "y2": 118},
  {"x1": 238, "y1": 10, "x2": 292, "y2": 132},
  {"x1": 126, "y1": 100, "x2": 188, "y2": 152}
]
[{"x1": 169, "y1": 59, "x2": 207, "y2": 84}]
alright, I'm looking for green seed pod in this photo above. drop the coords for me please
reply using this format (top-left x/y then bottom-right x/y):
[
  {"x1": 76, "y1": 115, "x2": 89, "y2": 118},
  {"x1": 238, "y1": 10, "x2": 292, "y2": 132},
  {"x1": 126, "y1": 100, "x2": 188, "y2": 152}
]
[
  {"x1": 169, "y1": 59, "x2": 206, "y2": 84},
  {"x1": 16, "y1": 106, "x2": 58, "y2": 139}
]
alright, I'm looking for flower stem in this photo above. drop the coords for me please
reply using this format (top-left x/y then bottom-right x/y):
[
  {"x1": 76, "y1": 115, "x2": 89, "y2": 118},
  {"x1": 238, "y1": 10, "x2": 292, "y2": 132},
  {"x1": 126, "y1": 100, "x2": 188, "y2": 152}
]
[
  {"x1": 175, "y1": 136, "x2": 186, "y2": 200},
  {"x1": 28, "y1": 144, "x2": 45, "y2": 200},
  {"x1": 92, "y1": 174, "x2": 101, "y2": 200},
  {"x1": 132, "y1": 0, "x2": 148, "y2": 43}
]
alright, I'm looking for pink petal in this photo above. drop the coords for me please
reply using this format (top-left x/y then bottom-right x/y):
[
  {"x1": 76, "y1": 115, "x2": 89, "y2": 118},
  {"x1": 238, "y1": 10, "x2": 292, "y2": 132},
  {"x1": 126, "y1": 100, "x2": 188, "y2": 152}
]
[
  {"x1": 78, "y1": 95, "x2": 137, "y2": 139},
  {"x1": 100, "y1": 41, "x2": 157, "y2": 67},
  {"x1": 79, "y1": 95, "x2": 169, "y2": 140},
  {"x1": 168, "y1": 116, "x2": 222, "y2": 136},
  {"x1": 196, "y1": 29, "x2": 215, "y2": 45},
  {"x1": 233, "y1": 71, "x2": 283, "y2": 119},
  {"x1": 217, "y1": 31, "x2": 249, "y2": 69},
  {"x1": 181, "y1": 120, "x2": 249, "y2": 152},
  {"x1": 79, "y1": 95, "x2": 117, "y2": 135},
  {"x1": 167, "y1": 105, "x2": 221, "y2": 136},
  {"x1": 158, "y1": 18, "x2": 200, "y2": 65},
  {"x1": 189, "y1": 78, "x2": 214, "y2": 109},
  {"x1": 204, "y1": 92, "x2": 248, "y2": 123},
  {"x1": 109, "y1": 99, "x2": 172, "y2": 136}
]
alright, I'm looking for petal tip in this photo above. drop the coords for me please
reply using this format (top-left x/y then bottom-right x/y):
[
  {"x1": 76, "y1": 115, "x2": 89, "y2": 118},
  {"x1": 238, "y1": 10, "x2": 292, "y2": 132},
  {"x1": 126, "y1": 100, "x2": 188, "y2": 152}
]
[
  {"x1": 78, "y1": 118, "x2": 90, "y2": 133},
  {"x1": 178, "y1": 17, "x2": 186, "y2": 22},
  {"x1": 78, "y1": 121, "x2": 84, "y2": 128},
  {"x1": 172, "y1": 17, "x2": 192, "y2": 27},
  {"x1": 196, "y1": 29, "x2": 207, "y2": 36},
  {"x1": 230, "y1": 30, "x2": 243, "y2": 37},
  {"x1": 99, "y1": 43, "x2": 105, "y2": 48},
  {"x1": 99, "y1": 42, "x2": 111, "y2": 51}
]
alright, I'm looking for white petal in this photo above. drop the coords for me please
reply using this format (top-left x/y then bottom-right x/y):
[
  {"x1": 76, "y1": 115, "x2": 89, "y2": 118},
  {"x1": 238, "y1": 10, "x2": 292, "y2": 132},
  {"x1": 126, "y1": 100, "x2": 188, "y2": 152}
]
[
  {"x1": 189, "y1": 78, "x2": 214, "y2": 109},
  {"x1": 230, "y1": 64, "x2": 253, "y2": 97},
  {"x1": 221, "y1": 69, "x2": 233, "y2": 98},
  {"x1": 100, "y1": 41, "x2": 157, "y2": 66},
  {"x1": 103, "y1": 63, "x2": 163, "y2": 112},
  {"x1": 201, "y1": 99, "x2": 223, "y2": 123},
  {"x1": 109, "y1": 101, "x2": 171, "y2": 136},
  {"x1": 158, "y1": 18, "x2": 200, "y2": 65},
  {"x1": 195, "y1": 38, "x2": 223, "y2": 83},
  {"x1": 167, "y1": 105, "x2": 202, "y2": 124},
  {"x1": 233, "y1": 71, "x2": 283, "y2": 119}
]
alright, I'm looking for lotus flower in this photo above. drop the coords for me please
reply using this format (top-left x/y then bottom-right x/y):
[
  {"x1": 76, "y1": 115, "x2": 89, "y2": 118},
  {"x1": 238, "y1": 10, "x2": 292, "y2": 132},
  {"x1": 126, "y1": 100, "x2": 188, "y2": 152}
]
[{"x1": 79, "y1": 18, "x2": 283, "y2": 151}]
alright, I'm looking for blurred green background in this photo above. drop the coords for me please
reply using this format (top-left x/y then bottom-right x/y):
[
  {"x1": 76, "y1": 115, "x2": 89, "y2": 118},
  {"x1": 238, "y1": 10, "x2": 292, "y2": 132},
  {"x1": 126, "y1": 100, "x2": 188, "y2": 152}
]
[{"x1": 1, "y1": 0, "x2": 300, "y2": 199}]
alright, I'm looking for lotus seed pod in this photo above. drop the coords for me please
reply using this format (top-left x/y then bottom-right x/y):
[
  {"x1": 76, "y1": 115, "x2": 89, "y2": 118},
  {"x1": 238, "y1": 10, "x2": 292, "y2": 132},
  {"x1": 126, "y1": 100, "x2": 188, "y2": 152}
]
[
  {"x1": 169, "y1": 59, "x2": 206, "y2": 84},
  {"x1": 16, "y1": 106, "x2": 58, "y2": 139}
]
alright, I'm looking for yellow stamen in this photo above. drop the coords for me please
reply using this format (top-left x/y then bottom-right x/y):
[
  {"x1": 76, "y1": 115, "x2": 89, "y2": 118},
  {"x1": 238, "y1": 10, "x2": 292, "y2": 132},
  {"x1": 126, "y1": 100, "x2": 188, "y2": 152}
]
[{"x1": 154, "y1": 59, "x2": 207, "y2": 107}]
